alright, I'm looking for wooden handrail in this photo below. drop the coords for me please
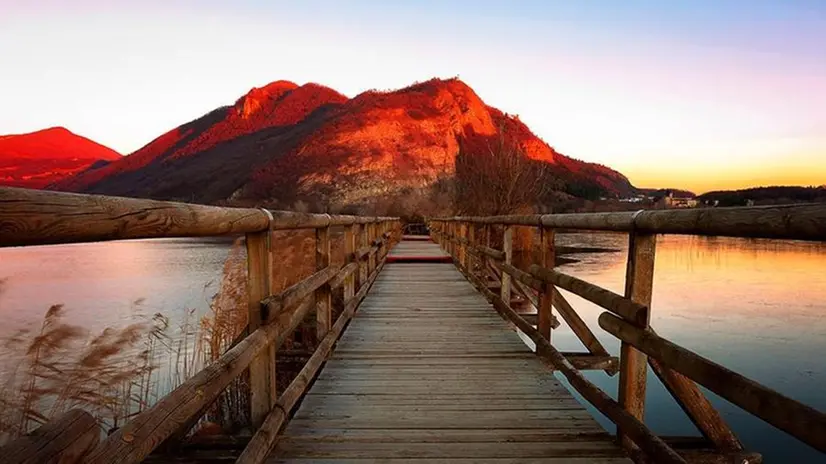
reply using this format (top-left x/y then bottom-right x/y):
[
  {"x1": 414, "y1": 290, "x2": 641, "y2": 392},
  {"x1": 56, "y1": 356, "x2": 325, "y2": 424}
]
[
  {"x1": 432, "y1": 202, "x2": 826, "y2": 241},
  {"x1": 0, "y1": 187, "x2": 396, "y2": 247},
  {"x1": 529, "y1": 264, "x2": 648, "y2": 326},
  {"x1": 599, "y1": 312, "x2": 826, "y2": 453}
]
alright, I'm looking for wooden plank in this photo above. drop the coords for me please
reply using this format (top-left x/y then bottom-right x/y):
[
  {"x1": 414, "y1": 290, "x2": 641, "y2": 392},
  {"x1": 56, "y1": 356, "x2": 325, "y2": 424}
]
[
  {"x1": 2, "y1": 409, "x2": 99, "y2": 464},
  {"x1": 247, "y1": 230, "x2": 276, "y2": 429},
  {"x1": 236, "y1": 257, "x2": 388, "y2": 464},
  {"x1": 269, "y1": 243, "x2": 632, "y2": 463}
]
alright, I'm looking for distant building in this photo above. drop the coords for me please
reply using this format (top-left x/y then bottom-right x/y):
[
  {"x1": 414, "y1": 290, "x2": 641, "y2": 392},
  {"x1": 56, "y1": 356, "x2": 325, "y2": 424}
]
[{"x1": 657, "y1": 191, "x2": 698, "y2": 209}]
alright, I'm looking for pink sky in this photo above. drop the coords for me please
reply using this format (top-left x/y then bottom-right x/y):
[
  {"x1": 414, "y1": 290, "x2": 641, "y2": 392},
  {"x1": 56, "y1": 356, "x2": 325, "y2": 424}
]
[{"x1": 1, "y1": 1, "x2": 824, "y2": 193}]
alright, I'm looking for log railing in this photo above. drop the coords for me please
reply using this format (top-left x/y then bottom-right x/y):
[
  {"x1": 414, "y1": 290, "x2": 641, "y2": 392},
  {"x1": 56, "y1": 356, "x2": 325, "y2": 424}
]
[
  {"x1": 430, "y1": 203, "x2": 826, "y2": 464},
  {"x1": 0, "y1": 187, "x2": 401, "y2": 464}
]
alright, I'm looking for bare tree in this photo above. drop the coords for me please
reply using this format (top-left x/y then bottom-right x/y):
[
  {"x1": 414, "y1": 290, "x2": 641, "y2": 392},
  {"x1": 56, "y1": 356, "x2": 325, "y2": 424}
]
[{"x1": 454, "y1": 131, "x2": 551, "y2": 215}]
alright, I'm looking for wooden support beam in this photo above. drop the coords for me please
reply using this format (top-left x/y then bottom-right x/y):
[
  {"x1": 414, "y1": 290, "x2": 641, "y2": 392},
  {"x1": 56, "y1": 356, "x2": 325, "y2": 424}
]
[
  {"x1": 315, "y1": 226, "x2": 332, "y2": 340},
  {"x1": 246, "y1": 230, "x2": 276, "y2": 429},
  {"x1": 617, "y1": 232, "x2": 655, "y2": 451},
  {"x1": 600, "y1": 312, "x2": 826, "y2": 454},
  {"x1": 650, "y1": 357, "x2": 743, "y2": 451},
  {"x1": 2, "y1": 409, "x2": 99, "y2": 464},
  {"x1": 552, "y1": 289, "x2": 613, "y2": 374}
]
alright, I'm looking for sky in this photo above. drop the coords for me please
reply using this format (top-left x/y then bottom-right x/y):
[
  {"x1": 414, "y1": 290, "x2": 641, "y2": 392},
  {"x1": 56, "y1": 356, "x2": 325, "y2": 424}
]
[{"x1": 1, "y1": 0, "x2": 824, "y2": 194}]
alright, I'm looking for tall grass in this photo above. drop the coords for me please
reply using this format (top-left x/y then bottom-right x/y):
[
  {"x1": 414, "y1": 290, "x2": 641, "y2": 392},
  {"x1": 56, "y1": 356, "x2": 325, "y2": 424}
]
[{"x1": 0, "y1": 238, "x2": 250, "y2": 444}]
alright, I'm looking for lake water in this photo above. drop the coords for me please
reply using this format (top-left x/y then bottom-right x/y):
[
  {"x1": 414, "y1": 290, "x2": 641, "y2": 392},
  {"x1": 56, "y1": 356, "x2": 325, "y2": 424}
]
[
  {"x1": 0, "y1": 234, "x2": 824, "y2": 461},
  {"x1": 553, "y1": 233, "x2": 826, "y2": 463}
]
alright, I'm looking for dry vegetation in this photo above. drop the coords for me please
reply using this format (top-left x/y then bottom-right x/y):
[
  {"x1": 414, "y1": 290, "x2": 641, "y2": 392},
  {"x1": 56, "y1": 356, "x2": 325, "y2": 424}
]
[{"x1": 0, "y1": 231, "x2": 346, "y2": 445}]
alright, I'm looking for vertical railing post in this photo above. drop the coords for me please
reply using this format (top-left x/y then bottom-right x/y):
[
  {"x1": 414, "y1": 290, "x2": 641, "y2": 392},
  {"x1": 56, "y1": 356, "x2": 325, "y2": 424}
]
[
  {"x1": 537, "y1": 226, "x2": 555, "y2": 341},
  {"x1": 344, "y1": 223, "x2": 357, "y2": 301},
  {"x1": 359, "y1": 222, "x2": 368, "y2": 288},
  {"x1": 617, "y1": 232, "x2": 657, "y2": 451},
  {"x1": 315, "y1": 225, "x2": 332, "y2": 341},
  {"x1": 467, "y1": 222, "x2": 476, "y2": 275},
  {"x1": 245, "y1": 229, "x2": 276, "y2": 428},
  {"x1": 501, "y1": 225, "x2": 513, "y2": 306},
  {"x1": 368, "y1": 222, "x2": 376, "y2": 274},
  {"x1": 459, "y1": 222, "x2": 467, "y2": 270}
]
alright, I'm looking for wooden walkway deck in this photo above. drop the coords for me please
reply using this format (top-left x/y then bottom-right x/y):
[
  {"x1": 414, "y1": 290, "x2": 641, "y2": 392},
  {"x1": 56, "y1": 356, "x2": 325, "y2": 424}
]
[{"x1": 269, "y1": 240, "x2": 631, "y2": 463}]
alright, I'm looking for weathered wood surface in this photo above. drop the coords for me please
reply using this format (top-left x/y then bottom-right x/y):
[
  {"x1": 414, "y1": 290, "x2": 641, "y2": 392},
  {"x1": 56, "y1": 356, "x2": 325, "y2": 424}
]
[
  {"x1": 0, "y1": 187, "x2": 396, "y2": 247},
  {"x1": 432, "y1": 203, "x2": 826, "y2": 241},
  {"x1": 1, "y1": 409, "x2": 99, "y2": 464},
  {"x1": 387, "y1": 240, "x2": 450, "y2": 259},
  {"x1": 269, "y1": 241, "x2": 631, "y2": 463}
]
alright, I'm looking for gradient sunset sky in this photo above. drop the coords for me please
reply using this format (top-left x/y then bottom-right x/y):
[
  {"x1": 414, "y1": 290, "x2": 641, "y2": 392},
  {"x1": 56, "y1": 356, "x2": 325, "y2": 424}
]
[{"x1": 1, "y1": 0, "x2": 824, "y2": 194}]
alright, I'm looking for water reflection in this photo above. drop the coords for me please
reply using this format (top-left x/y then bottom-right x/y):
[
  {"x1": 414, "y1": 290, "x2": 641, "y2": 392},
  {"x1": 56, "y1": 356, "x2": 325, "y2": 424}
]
[
  {"x1": 552, "y1": 233, "x2": 826, "y2": 462},
  {"x1": 0, "y1": 238, "x2": 234, "y2": 376}
]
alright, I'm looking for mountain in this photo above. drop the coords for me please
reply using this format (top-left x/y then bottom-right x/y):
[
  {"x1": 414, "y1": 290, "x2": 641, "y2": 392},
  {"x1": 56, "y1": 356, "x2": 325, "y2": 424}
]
[
  {"x1": 0, "y1": 127, "x2": 121, "y2": 189},
  {"x1": 53, "y1": 78, "x2": 635, "y2": 209}
]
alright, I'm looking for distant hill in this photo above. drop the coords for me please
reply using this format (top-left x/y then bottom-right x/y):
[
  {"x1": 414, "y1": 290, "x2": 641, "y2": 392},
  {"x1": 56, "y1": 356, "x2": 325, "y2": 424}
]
[
  {"x1": 0, "y1": 127, "x2": 121, "y2": 189},
  {"x1": 51, "y1": 78, "x2": 635, "y2": 211},
  {"x1": 698, "y1": 186, "x2": 826, "y2": 207}
]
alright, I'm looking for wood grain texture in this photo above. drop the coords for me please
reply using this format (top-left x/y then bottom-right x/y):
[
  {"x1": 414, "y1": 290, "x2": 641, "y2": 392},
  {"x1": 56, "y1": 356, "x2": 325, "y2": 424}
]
[
  {"x1": 529, "y1": 264, "x2": 647, "y2": 326},
  {"x1": 1, "y1": 409, "x2": 99, "y2": 464},
  {"x1": 237, "y1": 253, "x2": 389, "y2": 464},
  {"x1": 457, "y1": 265, "x2": 684, "y2": 464},
  {"x1": 433, "y1": 203, "x2": 826, "y2": 241},
  {"x1": 269, "y1": 240, "x2": 632, "y2": 463},
  {"x1": 247, "y1": 231, "x2": 276, "y2": 429},
  {"x1": 0, "y1": 187, "x2": 397, "y2": 247},
  {"x1": 617, "y1": 233, "x2": 655, "y2": 451},
  {"x1": 316, "y1": 227, "x2": 332, "y2": 340},
  {"x1": 649, "y1": 357, "x2": 743, "y2": 451}
]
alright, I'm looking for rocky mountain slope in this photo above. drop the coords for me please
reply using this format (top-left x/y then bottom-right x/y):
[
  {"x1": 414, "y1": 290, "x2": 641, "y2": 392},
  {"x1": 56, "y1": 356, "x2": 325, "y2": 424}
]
[{"x1": 51, "y1": 78, "x2": 635, "y2": 209}]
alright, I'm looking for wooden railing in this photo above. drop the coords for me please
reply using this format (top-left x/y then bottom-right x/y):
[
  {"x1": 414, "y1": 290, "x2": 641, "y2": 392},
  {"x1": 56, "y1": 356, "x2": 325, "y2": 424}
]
[
  {"x1": 0, "y1": 187, "x2": 401, "y2": 464},
  {"x1": 430, "y1": 203, "x2": 826, "y2": 464}
]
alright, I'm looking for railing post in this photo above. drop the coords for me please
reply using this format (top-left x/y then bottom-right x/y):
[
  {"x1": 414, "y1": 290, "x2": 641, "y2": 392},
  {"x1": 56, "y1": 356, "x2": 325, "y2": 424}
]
[
  {"x1": 459, "y1": 222, "x2": 467, "y2": 270},
  {"x1": 538, "y1": 226, "x2": 555, "y2": 341},
  {"x1": 245, "y1": 229, "x2": 276, "y2": 428},
  {"x1": 467, "y1": 222, "x2": 476, "y2": 275},
  {"x1": 315, "y1": 226, "x2": 332, "y2": 341},
  {"x1": 501, "y1": 225, "x2": 513, "y2": 306},
  {"x1": 344, "y1": 223, "x2": 357, "y2": 300},
  {"x1": 617, "y1": 232, "x2": 657, "y2": 451},
  {"x1": 359, "y1": 222, "x2": 368, "y2": 285}
]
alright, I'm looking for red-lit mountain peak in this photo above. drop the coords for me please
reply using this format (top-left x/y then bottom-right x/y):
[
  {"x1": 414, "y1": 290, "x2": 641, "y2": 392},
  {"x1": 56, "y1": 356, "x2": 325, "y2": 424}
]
[
  {"x1": 233, "y1": 80, "x2": 299, "y2": 119},
  {"x1": 0, "y1": 127, "x2": 121, "y2": 189}
]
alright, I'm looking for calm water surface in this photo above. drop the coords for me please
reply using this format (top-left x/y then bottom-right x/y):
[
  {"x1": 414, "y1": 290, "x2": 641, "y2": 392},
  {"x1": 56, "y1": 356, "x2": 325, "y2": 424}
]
[
  {"x1": 1, "y1": 234, "x2": 824, "y2": 462},
  {"x1": 0, "y1": 238, "x2": 234, "y2": 388},
  {"x1": 553, "y1": 233, "x2": 826, "y2": 463}
]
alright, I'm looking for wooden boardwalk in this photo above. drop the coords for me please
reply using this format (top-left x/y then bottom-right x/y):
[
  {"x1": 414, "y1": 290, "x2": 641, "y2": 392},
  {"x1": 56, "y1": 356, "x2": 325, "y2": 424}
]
[{"x1": 270, "y1": 240, "x2": 631, "y2": 463}]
